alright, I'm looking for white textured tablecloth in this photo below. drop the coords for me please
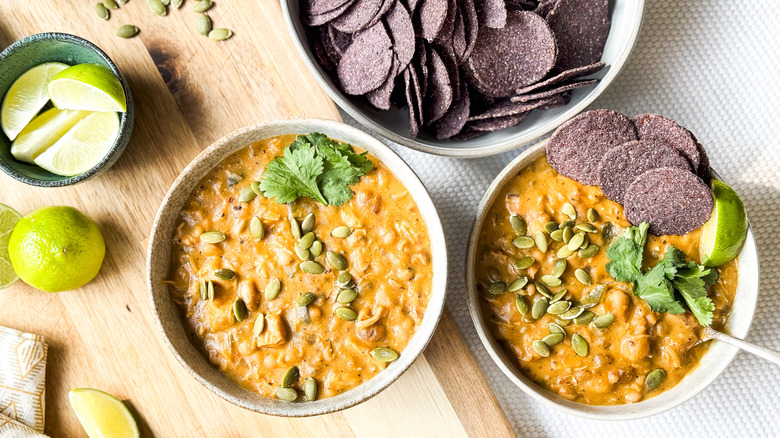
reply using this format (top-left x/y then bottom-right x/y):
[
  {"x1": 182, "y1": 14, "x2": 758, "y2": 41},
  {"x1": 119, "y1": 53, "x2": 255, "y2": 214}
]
[{"x1": 344, "y1": 1, "x2": 780, "y2": 436}]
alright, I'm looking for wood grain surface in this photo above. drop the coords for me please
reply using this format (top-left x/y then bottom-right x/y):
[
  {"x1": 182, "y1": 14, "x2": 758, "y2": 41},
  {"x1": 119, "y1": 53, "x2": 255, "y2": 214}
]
[{"x1": 0, "y1": 1, "x2": 515, "y2": 437}]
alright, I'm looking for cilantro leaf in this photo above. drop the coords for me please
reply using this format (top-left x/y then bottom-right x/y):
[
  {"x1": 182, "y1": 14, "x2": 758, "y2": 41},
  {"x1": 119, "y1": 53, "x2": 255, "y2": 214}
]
[
  {"x1": 606, "y1": 222, "x2": 649, "y2": 282},
  {"x1": 634, "y1": 250, "x2": 686, "y2": 314},
  {"x1": 673, "y1": 263, "x2": 718, "y2": 326}
]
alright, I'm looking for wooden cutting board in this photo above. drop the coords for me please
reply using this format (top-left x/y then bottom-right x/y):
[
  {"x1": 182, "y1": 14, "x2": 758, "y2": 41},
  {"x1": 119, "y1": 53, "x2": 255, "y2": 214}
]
[{"x1": 0, "y1": 1, "x2": 515, "y2": 437}]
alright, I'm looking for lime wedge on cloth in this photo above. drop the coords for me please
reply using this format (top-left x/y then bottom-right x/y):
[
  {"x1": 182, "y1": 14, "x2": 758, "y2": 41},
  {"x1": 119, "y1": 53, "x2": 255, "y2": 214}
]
[
  {"x1": 69, "y1": 388, "x2": 139, "y2": 438},
  {"x1": 48, "y1": 64, "x2": 126, "y2": 112},
  {"x1": 700, "y1": 179, "x2": 748, "y2": 267},
  {"x1": 0, "y1": 204, "x2": 22, "y2": 290},
  {"x1": 1, "y1": 62, "x2": 69, "y2": 140},
  {"x1": 33, "y1": 111, "x2": 119, "y2": 176}
]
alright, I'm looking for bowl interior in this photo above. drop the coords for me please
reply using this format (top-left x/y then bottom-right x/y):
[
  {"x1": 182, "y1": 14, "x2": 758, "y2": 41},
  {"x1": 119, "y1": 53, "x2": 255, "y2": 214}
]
[
  {"x1": 0, "y1": 33, "x2": 133, "y2": 186},
  {"x1": 147, "y1": 119, "x2": 448, "y2": 416},
  {"x1": 466, "y1": 142, "x2": 759, "y2": 420},
  {"x1": 282, "y1": 1, "x2": 646, "y2": 157}
]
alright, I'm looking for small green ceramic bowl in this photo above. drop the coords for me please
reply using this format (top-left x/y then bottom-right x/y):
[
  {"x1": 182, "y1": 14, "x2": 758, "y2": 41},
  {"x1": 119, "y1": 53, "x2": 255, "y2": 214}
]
[{"x1": 0, "y1": 32, "x2": 134, "y2": 187}]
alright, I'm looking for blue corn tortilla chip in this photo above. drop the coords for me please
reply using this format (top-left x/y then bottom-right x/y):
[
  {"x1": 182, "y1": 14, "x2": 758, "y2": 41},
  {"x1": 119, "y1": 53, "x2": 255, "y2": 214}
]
[
  {"x1": 331, "y1": 0, "x2": 385, "y2": 33},
  {"x1": 474, "y1": 0, "x2": 507, "y2": 29},
  {"x1": 633, "y1": 113, "x2": 701, "y2": 171},
  {"x1": 417, "y1": 0, "x2": 449, "y2": 41},
  {"x1": 385, "y1": 0, "x2": 416, "y2": 69},
  {"x1": 514, "y1": 61, "x2": 605, "y2": 95},
  {"x1": 337, "y1": 22, "x2": 394, "y2": 94},
  {"x1": 546, "y1": 0, "x2": 609, "y2": 70},
  {"x1": 509, "y1": 78, "x2": 598, "y2": 103},
  {"x1": 435, "y1": 76, "x2": 470, "y2": 138}
]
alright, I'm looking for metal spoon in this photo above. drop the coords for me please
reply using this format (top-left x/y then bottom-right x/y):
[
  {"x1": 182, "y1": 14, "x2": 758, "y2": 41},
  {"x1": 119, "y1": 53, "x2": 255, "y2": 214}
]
[{"x1": 702, "y1": 326, "x2": 780, "y2": 365}]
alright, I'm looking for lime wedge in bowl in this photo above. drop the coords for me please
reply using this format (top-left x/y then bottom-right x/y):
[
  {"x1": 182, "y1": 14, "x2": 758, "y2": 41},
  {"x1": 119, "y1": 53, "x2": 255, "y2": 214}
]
[
  {"x1": 48, "y1": 64, "x2": 126, "y2": 112},
  {"x1": 69, "y1": 388, "x2": 139, "y2": 438},
  {"x1": 700, "y1": 178, "x2": 748, "y2": 267},
  {"x1": 0, "y1": 204, "x2": 22, "y2": 290},
  {"x1": 33, "y1": 111, "x2": 119, "y2": 176},
  {"x1": 10, "y1": 108, "x2": 90, "y2": 163},
  {"x1": 1, "y1": 62, "x2": 69, "y2": 140}
]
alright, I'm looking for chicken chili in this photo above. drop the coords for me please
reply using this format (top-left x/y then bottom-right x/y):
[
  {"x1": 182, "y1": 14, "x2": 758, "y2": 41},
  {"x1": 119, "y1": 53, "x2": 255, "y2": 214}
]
[
  {"x1": 167, "y1": 134, "x2": 433, "y2": 401},
  {"x1": 474, "y1": 156, "x2": 737, "y2": 405}
]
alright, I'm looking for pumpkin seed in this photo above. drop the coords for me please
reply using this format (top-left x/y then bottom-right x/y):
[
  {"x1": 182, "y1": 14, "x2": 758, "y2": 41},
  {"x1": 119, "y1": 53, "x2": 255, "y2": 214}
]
[
  {"x1": 559, "y1": 220, "x2": 575, "y2": 229},
  {"x1": 534, "y1": 232, "x2": 547, "y2": 252},
  {"x1": 562, "y1": 202, "x2": 576, "y2": 219},
  {"x1": 580, "y1": 284, "x2": 606, "y2": 305},
  {"x1": 276, "y1": 387, "x2": 297, "y2": 401},
  {"x1": 532, "y1": 340, "x2": 550, "y2": 357},
  {"x1": 541, "y1": 275, "x2": 562, "y2": 287},
  {"x1": 299, "y1": 213, "x2": 315, "y2": 232},
  {"x1": 282, "y1": 366, "x2": 300, "y2": 388},
  {"x1": 514, "y1": 257, "x2": 535, "y2": 270},
  {"x1": 560, "y1": 306, "x2": 584, "y2": 320},
  {"x1": 265, "y1": 278, "x2": 281, "y2": 300},
  {"x1": 587, "y1": 208, "x2": 599, "y2": 223},
  {"x1": 371, "y1": 347, "x2": 399, "y2": 362},
  {"x1": 226, "y1": 173, "x2": 243, "y2": 187},
  {"x1": 161, "y1": 0, "x2": 170, "y2": 4},
  {"x1": 336, "y1": 307, "x2": 358, "y2": 321},
  {"x1": 304, "y1": 377, "x2": 317, "y2": 401},
  {"x1": 250, "y1": 216, "x2": 264, "y2": 240},
  {"x1": 199, "y1": 280, "x2": 207, "y2": 300},
  {"x1": 95, "y1": 3, "x2": 110, "y2": 19},
  {"x1": 171, "y1": 0, "x2": 183, "y2": 8},
  {"x1": 214, "y1": 268, "x2": 235, "y2": 280},
  {"x1": 309, "y1": 240, "x2": 323, "y2": 257},
  {"x1": 546, "y1": 300, "x2": 570, "y2": 315},
  {"x1": 250, "y1": 180, "x2": 262, "y2": 195},
  {"x1": 550, "y1": 289, "x2": 567, "y2": 304},
  {"x1": 298, "y1": 232, "x2": 315, "y2": 249},
  {"x1": 336, "y1": 288, "x2": 358, "y2": 304},
  {"x1": 592, "y1": 313, "x2": 615, "y2": 329},
  {"x1": 239, "y1": 186, "x2": 256, "y2": 203},
  {"x1": 207, "y1": 280, "x2": 214, "y2": 299},
  {"x1": 515, "y1": 295, "x2": 529, "y2": 315},
  {"x1": 550, "y1": 229, "x2": 564, "y2": 242},
  {"x1": 509, "y1": 214, "x2": 527, "y2": 235},
  {"x1": 489, "y1": 281, "x2": 508, "y2": 295},
  {"x1": 300, "y1": 261, "x2": 324, "y2": 274},
  {"x1": 193, "y1": 0, "x2": 212, "y2": 12},
  {"x1": 543, "y1": 221, "x2": 559, "y2": 234},
  {"x1": 571, "y1": 334, "x2": 589, "y2": 356},
  {"x1": 209, "y1": 28, "x2": 233, "y2": 41},
  {"x1": 298, "y1": 303, "x2": 311, "y2": 325},
  {"x1": 579, "y1": 236, "x2": 589, "y2": 249},
  {"x1": 574, "y1": 268, "x2": 592, "y2": 285},
  {"x1": 562, "y1": 226, "x2": 573, "y2": 243},
  {"x1": 200, "y1": 230, "x2": 226, "y2": 244},
  {"x1": 332, "y1": 226, "x2": 352, "y2": 238},
  {"x1": 534, "y1": 281, "x2": 552, "y2": 298},
  {"x1": 552, "y1": 258, "x2": 567, "y2": 278},
  {"x1": 297, "y1": 292, "x2": 315, "y2": 306},
  {"x1": 233, "y1": 298, "x2": 247, "y2": 322},
  {"x1": 548, "y1": 323, "x2": 565, "y2": 335},
  {"x1": 104, "y1": 0, "x2": 119, "y2": 9},
  {"x1": 531, "y1": 298, "x2": 548, "y2": 320},
  {"x1": 645, "y1": 369, "x2": 666, "y2": 390},
  {"x1": 602, "y1": 222, "x2": 617, "y2": 243},
  {"x1": 336, "y1": 272, "x2": 353, "y2": 287},
  {"x1": 326, "y1": 251, "x2": 348, "y2": 270},
  {"x1": 576, "y1": 223, "x2": 597, "y2": 233},
  {"x1": 148, "y1": 0, "x2": 167, "y2": 16},
  {"x1": 574, "y1": 310, "x2": 595, "y2": 325},
  {"x1": 567, "y1": 232, "x2": 585, "y2": 251},
  {"x1": 542, "y1": 333, "x2": 564, "y2": 346},
  {"x1": 578, "y1": 244, "x2": 599, "y2": 259},
  {"x1": 253, "y1": 314, "x2": 265, "y2": 337},
  {"x1": 294, "y1": 246, "x2": 310, "y2": 261},
  {"x1": 508, "y1": 276, "x2": 528, "y2": 292},
  {"x1": 555, "y1": 317, "x2": 572, "y2": 327},
  {"x1": 557, "y1": 245, "x2": 575, "y2": 258},
  {"x1": 116, "y1": 0, "x2": 127, "y2": 4},
  {"x1": 512, "y1": 236, "x2": 535, "y2": 249},
  {"x1": 289, "y1": 214, "x2": 301, "y2": 239}
]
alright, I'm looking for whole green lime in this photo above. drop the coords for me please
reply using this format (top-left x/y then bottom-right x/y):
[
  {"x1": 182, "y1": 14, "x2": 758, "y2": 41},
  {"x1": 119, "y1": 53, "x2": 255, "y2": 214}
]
[{"x1": 8, "y1": 206, "x2": 105, "y2": 292}]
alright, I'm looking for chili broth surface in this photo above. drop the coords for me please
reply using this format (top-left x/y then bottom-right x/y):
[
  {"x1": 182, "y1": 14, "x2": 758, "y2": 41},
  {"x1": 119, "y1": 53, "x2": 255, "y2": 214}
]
[
  {"x1": 475, "y1": 156, "x2": 737, "y2": 405},
  {"x1": 167, "y1": 134, "x2": 433, "y2": 400}
]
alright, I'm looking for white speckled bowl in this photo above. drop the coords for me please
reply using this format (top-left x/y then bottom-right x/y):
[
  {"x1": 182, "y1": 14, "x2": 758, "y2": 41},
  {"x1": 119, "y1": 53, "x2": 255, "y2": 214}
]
[
  {"x1": 147, "y1": 119, "x2": 448, "y2": 416},
  {"x1": 466, "y1": 140, "x2": 759, "y2": 419}
]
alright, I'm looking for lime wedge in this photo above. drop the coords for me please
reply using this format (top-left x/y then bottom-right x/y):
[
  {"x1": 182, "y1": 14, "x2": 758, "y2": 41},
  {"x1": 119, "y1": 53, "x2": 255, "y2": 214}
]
[
  {"x1": 700, "y1": 179, "x2": 748, "y2": 267},
  {"x1": 69, "y1": 388, "x2": 139, "y2": 438},
  {"x1": 33, "y1": 111, "x2": 119, "y2": 176},
  {"x1": 48, "y1": 64, "x2": 126, "y2": 112},
  {"x1": 1, "y1": 62, "x2": 69, "y2": 140},
  {"x1": 10, "y1": 108, "x2": 90, "y2": 163},
  {"x1": 0, "y1": 204, "x2": 22, "y2": 290}
]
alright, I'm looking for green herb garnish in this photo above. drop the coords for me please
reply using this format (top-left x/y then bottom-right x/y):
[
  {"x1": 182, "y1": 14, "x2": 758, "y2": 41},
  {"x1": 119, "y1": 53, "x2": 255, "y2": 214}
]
[
  {"x1": 259, "y1": 133, "x2": 374, "y2": 206},
  {"x1": 606, "y1": 223, "x2": 718, "y2": 326}
]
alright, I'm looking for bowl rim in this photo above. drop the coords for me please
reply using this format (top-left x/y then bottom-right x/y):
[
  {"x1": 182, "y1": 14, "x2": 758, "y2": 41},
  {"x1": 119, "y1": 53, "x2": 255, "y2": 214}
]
[
  {"x1": 0, "y1": 32, "x2": 134, "y2": 187},
  {"x1": 146, "y1": 118, "x2": 448, "y2": 416},
  {"x1": 465, "y1": 140, "x2": 759, "y2": 420},
  {"x1": 281, "y1": 1, "x2": 646, "y2": 158}
]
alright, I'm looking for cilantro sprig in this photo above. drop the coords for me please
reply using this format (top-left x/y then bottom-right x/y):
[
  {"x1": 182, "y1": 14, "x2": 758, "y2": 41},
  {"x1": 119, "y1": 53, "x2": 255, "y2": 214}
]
[
  {"x1": 606, "y1": 223, "x2": 718, "y2": 326},
  {"x1": 259, "y1": 133, "x2": 374, "y2": 206}
]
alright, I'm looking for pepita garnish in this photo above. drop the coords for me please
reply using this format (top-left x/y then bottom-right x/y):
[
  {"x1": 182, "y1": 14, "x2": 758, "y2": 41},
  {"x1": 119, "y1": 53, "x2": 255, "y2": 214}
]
[
  {"x1": 264, "y1": 278, "x2": 281, "y2": 300},
  {"x1": 555, "y1": 317, "x2": 572, "y2": 327},
  {"x1": 298, "y1": 232, "x2": 315, "y2": 249},
  {"x1": 250, "y1": 216, "x2": 264, "y2": 240},
  {"x1": 193, "y1": 0, "x2": 212, "y2": 12},
  {"x1": 580, "y1": 284, "x2": 606, "y2": 305},
  {"x1": 514, "y1": 256, "x2": 535, "y2": 270},
  {"x1": 557, "y1": 245, "x2": 575, "y2": 258},
  {"x1": 531, "y1": 298, "x2": 548, "y2": 320},
  {"x1": 560, "y1": 306, "x2": 584, "y2": 320},
  {"x1": 541, "y1": 275, "x2": 562, "y2": 287},
  {"x1": 489, "y1": 281, "x2": 508, "y2": 295},
  {"x1": 574, "y1": 268, "x2": 592, "y2": 285},
  {"x1": 276, "y1": 387, "x2": 297, "y2": 401},
  {"x1": 289, "y1": 214, "x2": 301, "y2": 239},
  {"x1": 95, "y1": 3, "x2": 110, "y2": 20},
  {"x1": 562, "y1": 226, "x2": 573, "y2": 243},
  {"x1": 578, "y1": 244, "x2": 599, "y2": 259},
  {"x1": 161, "y1": 0, "x2": 170, "y2": 5},
  {"x1": 587, "y1": 208, "x2": 599, "y2": 223},
  {"x1": 297, "y1": 292, "x2": 315, "y2": 306},
  {"x1": 171, "y1": 0, "x2": 183, "y2": 8},
  {"x1": 326, "y1": 251, "x2": 348, "y2": 271},
  {"x1": 508, "y1": 276, "x2": 528, "y2": 292},
  {"x1": 512, "y1": 236, "x2": 535, "y2": 249},
  {"x1": 214, "y1": 268, "x2": 235, "y2": 280},
  {"x1": 543, "y1": 221, "x2": 559, "y2": 234},
  {"x1": 336, "y1": 307, "x2": 358, "y2": 321},
  {"x1": 515, "y1": 295, "x2": 529, "y2": 315},
  {"x1": 532, "y1": 340, "x2": 550, "y2": 357},
  {"x1": 548, "y1": 323, "x2": 565, "y2": 335},
  {"x1": 592, "y1": 313, "x2": 615, "y2": 329},
  {"x1": 332, "y1": 225, "x2": 352, "y2": 238},
  {"x1": 207, "y1": 280, "x2": 214, "y2": 299},
  {"x1": 552, "y1": 258, "x2": 567, "y2": 278},
  {"x1": 253, "y1": 313, "x2": 265, "y2": 337},
  {"x1": 301, "y1": 213, "x2": 316, "y2": 233},
  {"x1": 534, "y1": 281, "x2": 552, "y2": 298},
  {"x1": 573, "y1": 310, "x2": 595, "y2": 325},
  {"x1": 645, "y1": 369, "x2": 666, "y2": 390},
  {"x1": 238, "y1": 186, "x2": 256, "y2": 203},
  {"x1": 336, "y1": 287, "x2": 358, "y2": 304},
  {"x1": 148, "y1": 0, "x2": 167, "y2": 16},
  {"x1": 542, "y1": 333, "x2": 564, "y2": 346},
  {"x1": 233, "y1": 298, "x2": 247, "y2": 322},
  {"x1": 562, "y1": 202, "x2": 576, "y2": 219},
  {"x1": 199, "y1": 280, "x2": 207, "y2": 300},
  {"x1": 550, "y1": 229, "x2": 564, "y2": 242},
  {"x1": 336, "y1": 271, "x2": 353, "y2": 287},
  {"x1": 371, "y1": 347, "x2": 399, "y2": 362},
  {"x1": 571, "y1": 334, "x2": 589, "y2": 356},
  {"x1": 534, "y1": 232, "x2": 547, "y2": 252},
  {"x1": 209, "y1": 28, "x2": 233, "y2": 41},
  {"x1": 546, "y1": 300, "x2": 570, "y2": 315},
  {"x1": 250, "y1": 180, "x2": 262, "y2": 195},
  {"x1": 226, "y1": 173, "x2": 243, "y2": 187},
  {"x1": 567, "y1": 232, "x2": 585, "y2": 251},
  {"x1": 104, "y1": 0, "x2": 119, "y2": 9},
  {"x1": 510, "y1": 214, "x2": 527, "y2": 235},
  {"x1": 282, "y1": 366, "x2": 300, "y2": 388},
  {"x1": 549, "y1": 289, "x2": 567, "y2": 304},
  {"x1": 200, "y1": 230, "x2": 225, "y2": 244},
  {"x1": 576, "y1": 223, "x2": 597, "y2": 233},
  {"x1": 300, "y1": 261, "x2": 325, "y2": 274},
  {"x1": 304, "y1": 377, "x2": 317, "y2": 401},
  {"x1": 310, "y1": 240, "x2": 323, "y2": 257},
  {"x1": 294, "y1": 246, "x2": 310, "y2": 261},
  {"x1": 559, "y1": 220, "x2": 575, "y2": 229}
]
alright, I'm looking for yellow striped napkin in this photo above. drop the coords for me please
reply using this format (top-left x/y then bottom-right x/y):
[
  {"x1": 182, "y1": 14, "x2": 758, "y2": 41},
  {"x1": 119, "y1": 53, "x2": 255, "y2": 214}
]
[{"x1": 0, "y1": 326, "x2": 48, "y2": 437}]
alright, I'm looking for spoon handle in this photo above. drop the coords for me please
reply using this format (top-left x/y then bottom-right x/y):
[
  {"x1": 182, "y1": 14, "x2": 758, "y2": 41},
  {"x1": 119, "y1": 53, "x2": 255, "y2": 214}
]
[{"x1": 704, "y1": 327, "x2": 780, "y2": 366}]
